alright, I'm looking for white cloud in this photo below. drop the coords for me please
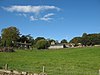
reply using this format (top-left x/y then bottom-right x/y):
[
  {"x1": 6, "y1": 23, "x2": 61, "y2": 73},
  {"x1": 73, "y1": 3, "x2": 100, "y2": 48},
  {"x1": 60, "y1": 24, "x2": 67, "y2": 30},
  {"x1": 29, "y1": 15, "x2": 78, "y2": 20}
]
[
  {"x1": 18, "y1": 13, "x2": 27, "y2": 17},
  {"x1": 2, "y1": 5, "x2": 60, "y2": 22},
  {"x1": 40, "y1": 13, "x2": 54, "y2": 21},
  {"x1": 30, "y1": 16, "x2": 38, "y2": 21},
  {"x1": 40, "y1": 17, "x2": 51, "y2": 21},
  {"x1": 43, "y1": 13, "x2": 54, "y2": 18},
  {"x1": 2, "y1": 5, "x2": 60, "y2": 14},
  {"x1": 23, "y1": 13, "x2": 27, "y2": 17},
  {"x1": 30, "y1": 13, "x2": 55, "y2": 21}
]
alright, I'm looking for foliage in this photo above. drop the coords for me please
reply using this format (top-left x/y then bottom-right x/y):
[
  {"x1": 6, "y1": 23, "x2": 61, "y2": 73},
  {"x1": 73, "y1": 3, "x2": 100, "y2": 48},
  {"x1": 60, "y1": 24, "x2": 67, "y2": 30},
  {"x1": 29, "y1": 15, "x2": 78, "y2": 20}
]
[
  {"x1": 18, "y1": 35, "x2": 28, "y2": 43},
  {"x1": 0, "y1": 47, "x2": 100, "y2": 75},
  {"x1": 60, "y1": 39, "x2": 68, "y2": 43},
  {"x1": 0, "y1": 36, "x2": 2, "y2": 47},
  {"x1": 69, "y1": 37, "x2": 82, "y2": 46},
  {"x1": 82, "y1": 33, "x2": 88, "y2": 37},
  {"x1": 1, "y1": 26, "x2": 20, "y2": 47},
  {"x1": 34, "y1": 37, "x2": 45, "y2": 44},
  {"x1": 81, "y1": 33, "x2": 100, "y2": 46},
  {"x1": 0, "y1": 26, "x2": 100, "y2": 48},
  {"x1": 36, "y1": 39, "x2": 50, "y2": 49},
  {"x1": 70, "y1": 33, "x2": 100, "y2": 46},
  {"x1": 47, "y1": 39, "x2": 56, "y2": 43},
  {"x1": 18, "y1": 34, "x2": 34, "y2": 44}
]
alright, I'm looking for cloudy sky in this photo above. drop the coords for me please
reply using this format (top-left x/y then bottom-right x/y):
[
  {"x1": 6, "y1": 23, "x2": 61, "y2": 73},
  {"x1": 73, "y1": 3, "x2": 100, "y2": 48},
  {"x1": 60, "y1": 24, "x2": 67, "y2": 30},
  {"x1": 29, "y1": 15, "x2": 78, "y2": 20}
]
[{"x1": 0, "y1": 0, "x2": 100, "y2": 41}]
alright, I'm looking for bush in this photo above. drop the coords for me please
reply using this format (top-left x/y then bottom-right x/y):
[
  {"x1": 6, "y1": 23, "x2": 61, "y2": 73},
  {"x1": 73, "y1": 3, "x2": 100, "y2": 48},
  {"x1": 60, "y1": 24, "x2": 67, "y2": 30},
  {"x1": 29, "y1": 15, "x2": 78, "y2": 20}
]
[{"x1": 36, "y1": 39, "x2": 50, "y2": 49}]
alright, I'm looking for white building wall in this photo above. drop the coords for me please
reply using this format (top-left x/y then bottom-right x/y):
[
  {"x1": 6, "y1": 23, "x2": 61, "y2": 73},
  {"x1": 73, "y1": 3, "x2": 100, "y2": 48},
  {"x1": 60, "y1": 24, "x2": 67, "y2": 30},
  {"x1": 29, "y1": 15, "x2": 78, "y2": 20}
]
[{"x1": 48, "y1": 45, "x2": 64, "y2": 49}]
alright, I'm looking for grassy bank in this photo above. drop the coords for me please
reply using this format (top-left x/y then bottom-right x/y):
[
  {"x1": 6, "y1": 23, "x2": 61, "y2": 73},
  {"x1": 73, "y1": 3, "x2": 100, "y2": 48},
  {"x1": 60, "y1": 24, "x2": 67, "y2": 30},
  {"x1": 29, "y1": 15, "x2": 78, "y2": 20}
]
[{"x1": 0, "y1": 47, "x2": 100, "y2": 75}]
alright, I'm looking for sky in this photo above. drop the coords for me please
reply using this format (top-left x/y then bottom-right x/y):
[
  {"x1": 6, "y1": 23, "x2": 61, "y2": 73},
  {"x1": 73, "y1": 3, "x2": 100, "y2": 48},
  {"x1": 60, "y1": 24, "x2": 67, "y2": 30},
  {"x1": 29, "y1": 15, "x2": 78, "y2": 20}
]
[{"x1": 0, "y1": 0, "x2": 100, "y2": 41}]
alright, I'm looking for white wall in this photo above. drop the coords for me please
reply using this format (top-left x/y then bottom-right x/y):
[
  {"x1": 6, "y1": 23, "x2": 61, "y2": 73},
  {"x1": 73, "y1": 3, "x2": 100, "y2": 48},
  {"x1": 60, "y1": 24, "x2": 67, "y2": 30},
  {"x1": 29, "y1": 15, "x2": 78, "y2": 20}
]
[{"x1": 48, "y1": 45, "x2": 64, "y2": 49}]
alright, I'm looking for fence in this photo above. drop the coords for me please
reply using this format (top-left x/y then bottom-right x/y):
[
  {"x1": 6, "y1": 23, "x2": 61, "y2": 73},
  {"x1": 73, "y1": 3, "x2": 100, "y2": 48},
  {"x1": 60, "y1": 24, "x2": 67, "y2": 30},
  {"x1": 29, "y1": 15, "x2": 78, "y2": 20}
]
[
  {"x1": 0, "y1": 64, "x2": 100, "y2": 75},
  {"x1": 0, "y1": 64, "x2": 47, "y2": 75}
]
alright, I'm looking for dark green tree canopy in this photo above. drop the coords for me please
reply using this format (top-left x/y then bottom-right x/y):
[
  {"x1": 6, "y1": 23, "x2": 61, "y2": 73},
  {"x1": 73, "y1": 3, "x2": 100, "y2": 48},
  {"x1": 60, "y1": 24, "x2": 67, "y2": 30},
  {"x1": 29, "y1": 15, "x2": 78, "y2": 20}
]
[
  {"x1": 18, "y1": 34, "x2": 34, "y2": 45},
  {"x1": 82, "y1": 33, "x2": 88, "y2": 37},
  {"x1": 81, "y1": 33, "x2": 100, "y2": 46},
  {"x1": 70, "y1": 33, "x2": 100, "y2": 46},
  {"x1": 61, "y1": 39, "x2": 68, "y2": 44}
]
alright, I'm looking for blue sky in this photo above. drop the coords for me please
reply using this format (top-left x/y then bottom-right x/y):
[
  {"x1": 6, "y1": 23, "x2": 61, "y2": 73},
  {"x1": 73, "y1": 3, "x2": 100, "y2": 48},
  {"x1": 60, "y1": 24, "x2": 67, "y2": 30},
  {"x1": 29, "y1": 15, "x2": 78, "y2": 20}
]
[{"x1": 0, "y1": 0, "x2": 100, "y2": 41}]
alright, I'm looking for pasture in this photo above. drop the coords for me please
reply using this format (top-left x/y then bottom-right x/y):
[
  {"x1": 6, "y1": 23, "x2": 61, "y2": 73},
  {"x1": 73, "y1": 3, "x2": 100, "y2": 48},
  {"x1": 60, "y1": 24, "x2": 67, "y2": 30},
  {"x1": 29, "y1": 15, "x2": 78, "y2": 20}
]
[{"x1": 0, "y1": 47, "x2": 100, "y2": 75}]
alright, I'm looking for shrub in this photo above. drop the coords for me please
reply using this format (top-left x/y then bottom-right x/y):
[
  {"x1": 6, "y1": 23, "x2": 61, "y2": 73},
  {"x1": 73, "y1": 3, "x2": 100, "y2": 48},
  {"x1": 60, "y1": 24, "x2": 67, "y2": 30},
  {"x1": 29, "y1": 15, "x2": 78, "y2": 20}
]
[{"x1": 36, "y1": 39, "x2": 50, "y2": 49}]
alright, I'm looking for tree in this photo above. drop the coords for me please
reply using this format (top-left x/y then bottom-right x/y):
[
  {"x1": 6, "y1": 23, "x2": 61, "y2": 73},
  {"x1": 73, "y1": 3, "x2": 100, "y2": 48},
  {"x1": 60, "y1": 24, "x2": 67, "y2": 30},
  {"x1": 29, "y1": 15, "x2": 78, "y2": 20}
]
[
  {"x1": 1, "y1": 26, "x2": 20, "y2": 47},
  {"x1": 18, "y1": 34, "x2": 34, "y2": 47},
  {"x1": 36, "y1": 39, "x2": 50, "y2": 49},
  {"x1": 86, "y1": 34, "x2": 100, "y2": 46},
  {"x1": 25, "y1": 34, "x2": 34, "y2": 46},
  {"x1": 82, "y1": 33, "x2": 87, "y2": 37},
  {"x1": 0, "y1": 36, "x2": 2, "y2": 47},
  {"x1": 71, "y1": 33, "x2": 100, "y2": 46},
  {"x1": 70, "y1": 37, "x2": 82, "y2": 46},
  {"x1": 47, "y1": 39, "x2": 56, "y2": 44},
  {"x1": 81, "y1": 36, "x2": 88, "y2": 46},
  {"x1": 61, "y1": 39, "x2": 68, "y2": 44},
  {"x1": 34, "y1": 37, "x2": 45, "y2": 44},
  {"x1": 18, "y1": 35, "x2": 28, "y2": 43}
]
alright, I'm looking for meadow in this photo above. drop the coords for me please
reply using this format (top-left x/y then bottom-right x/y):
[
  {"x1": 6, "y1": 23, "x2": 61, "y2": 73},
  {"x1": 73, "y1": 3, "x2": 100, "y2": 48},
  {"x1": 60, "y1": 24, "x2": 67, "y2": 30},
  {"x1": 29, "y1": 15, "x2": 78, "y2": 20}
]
[{"x1": 0, "y1": 47, "x2": 100, "y2": 75}]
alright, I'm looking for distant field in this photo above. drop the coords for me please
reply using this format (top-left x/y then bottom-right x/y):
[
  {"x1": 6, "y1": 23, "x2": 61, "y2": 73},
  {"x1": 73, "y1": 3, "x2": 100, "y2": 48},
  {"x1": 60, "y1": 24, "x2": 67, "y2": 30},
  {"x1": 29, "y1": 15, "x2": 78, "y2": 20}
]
[{"x1": 0, "y1": 47, "x2": 100, "y2": 75}]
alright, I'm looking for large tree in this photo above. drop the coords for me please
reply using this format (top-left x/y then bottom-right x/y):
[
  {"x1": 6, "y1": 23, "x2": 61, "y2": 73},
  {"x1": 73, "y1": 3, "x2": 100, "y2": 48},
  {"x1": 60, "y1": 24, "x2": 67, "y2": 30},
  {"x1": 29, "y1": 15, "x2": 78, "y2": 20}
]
[{"x1": 1, "y1": 26, "x2": 20, "y2": 47}]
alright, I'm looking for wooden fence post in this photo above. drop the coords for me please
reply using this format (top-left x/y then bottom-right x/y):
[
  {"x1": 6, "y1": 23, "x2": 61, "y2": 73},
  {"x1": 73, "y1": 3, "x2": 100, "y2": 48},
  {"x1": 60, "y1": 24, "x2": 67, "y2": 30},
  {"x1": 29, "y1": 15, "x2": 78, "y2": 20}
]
[
  {"x1": 43, "y1": 66, "x2": 45, "y2": 73},
  {"x1": 4, "y1": 64, "x2": 8, "y2": 70},
  {"x1": 99, "y1": 69, "x2": 100, "y2": 75}
]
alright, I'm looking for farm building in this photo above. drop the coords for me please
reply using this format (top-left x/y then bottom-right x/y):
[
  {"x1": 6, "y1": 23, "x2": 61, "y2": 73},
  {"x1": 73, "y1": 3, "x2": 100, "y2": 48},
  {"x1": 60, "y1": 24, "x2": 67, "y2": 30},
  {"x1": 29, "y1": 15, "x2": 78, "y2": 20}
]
[
  {"x1": 48, "y1": 41, "x2": 66, "y2": 49},
  {"x1": 48, "y1": 41, "x2": 75, "y2": 49},
  {"x1": 48, "y1": 43, "x2": 65, "y2": 49},
  {"x1": 16, "y1": 42, "x2": 31, "y2": 49}
]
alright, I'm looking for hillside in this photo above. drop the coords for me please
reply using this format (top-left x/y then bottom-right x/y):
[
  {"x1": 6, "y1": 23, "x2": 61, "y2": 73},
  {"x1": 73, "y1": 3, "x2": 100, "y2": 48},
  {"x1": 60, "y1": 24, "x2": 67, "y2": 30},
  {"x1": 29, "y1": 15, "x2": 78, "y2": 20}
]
[{"x1": 0, "y1": 47, "x2": 100, "y2": 75}]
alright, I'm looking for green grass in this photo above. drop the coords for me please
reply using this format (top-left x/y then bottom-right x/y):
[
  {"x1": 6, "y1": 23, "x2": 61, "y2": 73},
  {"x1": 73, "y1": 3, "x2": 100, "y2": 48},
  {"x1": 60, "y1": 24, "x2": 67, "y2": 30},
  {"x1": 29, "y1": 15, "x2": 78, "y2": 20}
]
[{"x1": 0, "y1": 47, "x2": 100, "y2": 75}]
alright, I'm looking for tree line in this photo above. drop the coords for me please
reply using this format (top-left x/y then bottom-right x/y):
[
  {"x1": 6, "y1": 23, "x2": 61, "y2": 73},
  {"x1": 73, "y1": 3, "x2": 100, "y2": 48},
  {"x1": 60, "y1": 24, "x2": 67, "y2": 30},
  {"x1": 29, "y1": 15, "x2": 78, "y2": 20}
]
[
  {"x1": 70, "y1": 33, "x2": 100, "y2": 46},
  {"x1": 0, "y1": 26, "x2": 67, "y2": 49},
  {"x1": 0, "y1": 26, "x2": 100, "y2": 49}
]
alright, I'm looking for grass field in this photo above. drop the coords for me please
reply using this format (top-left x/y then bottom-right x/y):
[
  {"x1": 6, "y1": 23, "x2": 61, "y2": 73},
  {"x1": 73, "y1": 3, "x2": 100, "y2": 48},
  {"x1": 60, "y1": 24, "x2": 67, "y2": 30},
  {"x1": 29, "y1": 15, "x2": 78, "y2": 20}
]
[{"x1": 0, "y1": 47, "x2": 100, "y2": 75}]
